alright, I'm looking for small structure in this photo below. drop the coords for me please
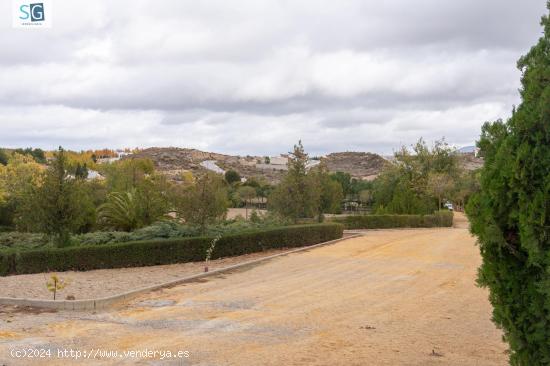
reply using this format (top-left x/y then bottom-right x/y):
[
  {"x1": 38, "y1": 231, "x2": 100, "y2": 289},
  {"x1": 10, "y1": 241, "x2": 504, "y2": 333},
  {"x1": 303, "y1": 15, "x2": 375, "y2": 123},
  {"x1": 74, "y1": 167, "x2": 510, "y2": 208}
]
[
  {"x1": 87, "y1": 170, "x2": 104, "y2": 180},
  {"x1": 249, "y1": 197, "x2": 268, "y2": 210}
]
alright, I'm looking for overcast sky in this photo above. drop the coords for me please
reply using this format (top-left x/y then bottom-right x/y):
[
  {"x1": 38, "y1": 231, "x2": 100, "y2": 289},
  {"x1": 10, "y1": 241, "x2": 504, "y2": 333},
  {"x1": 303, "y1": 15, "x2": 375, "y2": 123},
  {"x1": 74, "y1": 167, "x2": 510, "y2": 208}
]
[{"x1": 0, "y1": 1, "x2": 547, "y2": 156}]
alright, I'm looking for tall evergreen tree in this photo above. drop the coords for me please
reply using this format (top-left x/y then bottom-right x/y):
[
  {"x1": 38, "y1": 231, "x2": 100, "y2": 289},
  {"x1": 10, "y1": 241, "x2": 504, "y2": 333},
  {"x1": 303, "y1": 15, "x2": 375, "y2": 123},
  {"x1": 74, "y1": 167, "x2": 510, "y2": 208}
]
[
  {"x1": 269, "y1": 141, "x2": 320, "y2": 222},
  {"x1": 466, "y1": 4, "x2": 550, "y2": 364},
  {"x1": 177, "y1": 172, "x2": 228, "y2": 233},
  {"x1": 311, "y1": 162, "x2": 343, "y2": 221},
  {"x1": 18, "y1": 147, "x2": 93, "y2": 246},
  {"x1": 0, "y1": 149, "x2": 8, "y2": 166}
]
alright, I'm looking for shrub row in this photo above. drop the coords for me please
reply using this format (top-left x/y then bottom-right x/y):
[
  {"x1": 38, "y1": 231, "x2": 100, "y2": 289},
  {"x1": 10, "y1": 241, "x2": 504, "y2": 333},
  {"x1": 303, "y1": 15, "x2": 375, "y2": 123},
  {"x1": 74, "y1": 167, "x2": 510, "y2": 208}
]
[
  {"x1": 331, "y1": 211, "x2": 453, "y2": 230},
  {"x1": 0, "y1": 223, "x2": 343, "y2": 276}
]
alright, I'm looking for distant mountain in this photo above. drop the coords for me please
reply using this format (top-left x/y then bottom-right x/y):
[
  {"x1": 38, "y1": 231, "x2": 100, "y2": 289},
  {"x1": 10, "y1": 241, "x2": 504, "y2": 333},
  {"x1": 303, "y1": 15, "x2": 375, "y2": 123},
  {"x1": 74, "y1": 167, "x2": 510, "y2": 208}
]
[
  {"x1": 321, "y1": 152, "x2": 388, "y2": 181},
  {"x1": 457, "y1": 145, "x2": 476, "y2": 154},
  {"x1": 125, "y1": 147, "x2": 388, "y2": 183}
]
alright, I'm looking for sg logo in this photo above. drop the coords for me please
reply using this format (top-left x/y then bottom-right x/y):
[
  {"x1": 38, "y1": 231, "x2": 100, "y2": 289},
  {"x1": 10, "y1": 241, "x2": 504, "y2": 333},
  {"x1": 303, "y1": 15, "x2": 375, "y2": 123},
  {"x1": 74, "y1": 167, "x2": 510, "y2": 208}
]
[{"x1": 19, "y1": 3, "x2": 45, "y2": 22}]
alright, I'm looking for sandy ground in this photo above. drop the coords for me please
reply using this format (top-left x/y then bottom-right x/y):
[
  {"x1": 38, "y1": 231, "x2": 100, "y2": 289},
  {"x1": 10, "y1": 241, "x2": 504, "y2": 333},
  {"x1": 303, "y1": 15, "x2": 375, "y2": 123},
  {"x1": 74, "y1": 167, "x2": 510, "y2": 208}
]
[
  {"x1": 0, "y1": 213, "x2": 507, "y2": 365},
  {"x1": 0, "y1": 233, "x2": 355, "y2": 300},
  {"x1": 0, "y1": 248, "x2": 297, "y2": 300}
]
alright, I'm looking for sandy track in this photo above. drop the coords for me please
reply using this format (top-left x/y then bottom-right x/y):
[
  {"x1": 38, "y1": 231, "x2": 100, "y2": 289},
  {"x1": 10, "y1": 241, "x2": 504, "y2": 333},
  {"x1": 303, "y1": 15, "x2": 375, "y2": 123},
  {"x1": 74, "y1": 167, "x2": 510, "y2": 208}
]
[
  {"x1": 0, "y1": 248, "x2": 295, "y2": 300},
  {"x1": 0, "y1": 214, "x2": 507, "y2": 365}
]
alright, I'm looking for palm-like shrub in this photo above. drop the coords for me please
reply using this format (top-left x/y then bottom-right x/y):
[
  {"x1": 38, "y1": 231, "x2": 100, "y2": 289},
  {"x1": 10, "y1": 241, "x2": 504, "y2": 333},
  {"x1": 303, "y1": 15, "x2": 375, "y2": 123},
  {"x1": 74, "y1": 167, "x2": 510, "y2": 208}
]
[{"x1": 97, "y1": 191, "x2": 140, "y2": 231}]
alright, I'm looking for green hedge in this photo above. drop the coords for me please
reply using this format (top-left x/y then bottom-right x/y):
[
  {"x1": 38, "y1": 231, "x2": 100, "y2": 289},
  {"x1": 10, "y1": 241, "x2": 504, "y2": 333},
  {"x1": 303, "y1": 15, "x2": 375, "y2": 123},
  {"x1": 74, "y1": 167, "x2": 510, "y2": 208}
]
[
  {"x1": 331, "y1": 211, "x2": 453, "y2": 229},
  {"x1": 0, "y1": 250, "x2": 15, "y2": 276},
  {"x1": 0, "y1": 223, "x2": 343, "y2": 276}
]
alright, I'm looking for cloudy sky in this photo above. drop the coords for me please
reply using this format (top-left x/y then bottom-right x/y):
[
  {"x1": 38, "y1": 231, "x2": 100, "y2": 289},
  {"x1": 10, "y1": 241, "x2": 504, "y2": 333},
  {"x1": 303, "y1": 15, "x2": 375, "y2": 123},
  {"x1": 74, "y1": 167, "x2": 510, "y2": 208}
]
[{"x1": 0, "y1": 1, "x2": 547, "y2": 155}]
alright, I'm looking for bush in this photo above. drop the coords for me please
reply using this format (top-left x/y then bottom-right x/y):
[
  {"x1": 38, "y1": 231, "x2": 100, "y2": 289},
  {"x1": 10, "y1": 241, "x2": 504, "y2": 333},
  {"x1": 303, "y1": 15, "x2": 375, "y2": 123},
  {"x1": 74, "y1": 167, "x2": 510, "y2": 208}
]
[
  {"x1": 466, "y1": 5, "x2": 550, "y2": 361},
  {"x1": 0, "y1": 232, "x2": 51, "y2": 250},
  {"x1": 331, "y1": 211, "x2": 453, "y2": 229},
  {"x1": 0, "y1": 250, "x2": 15, "y2": 276},
  {"x1": 1, "y1": 223, "x2": 343, "y2": 275},
  {"x1": 0, "y1": 216, "x2": 297, "y2": 250}
]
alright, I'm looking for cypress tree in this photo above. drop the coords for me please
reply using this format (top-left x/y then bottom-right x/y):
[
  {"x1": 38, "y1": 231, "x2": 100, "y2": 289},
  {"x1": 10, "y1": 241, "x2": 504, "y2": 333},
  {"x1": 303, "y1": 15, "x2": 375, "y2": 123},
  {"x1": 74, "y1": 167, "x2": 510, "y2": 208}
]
[{"x1": 466, "y1": 4, "x2": 550, "y2": 364}]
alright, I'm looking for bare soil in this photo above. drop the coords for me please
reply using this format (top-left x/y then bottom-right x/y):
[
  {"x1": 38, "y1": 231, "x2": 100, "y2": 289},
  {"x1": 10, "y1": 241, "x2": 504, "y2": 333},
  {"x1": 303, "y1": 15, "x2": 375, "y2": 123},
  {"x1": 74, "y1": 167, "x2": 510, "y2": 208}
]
[
  {"x1": 0, "y1": 213, "x2": 507, "y2": 365},
  {"x1": 0, "y1": 248, "x2": 290, "y2": 300}
]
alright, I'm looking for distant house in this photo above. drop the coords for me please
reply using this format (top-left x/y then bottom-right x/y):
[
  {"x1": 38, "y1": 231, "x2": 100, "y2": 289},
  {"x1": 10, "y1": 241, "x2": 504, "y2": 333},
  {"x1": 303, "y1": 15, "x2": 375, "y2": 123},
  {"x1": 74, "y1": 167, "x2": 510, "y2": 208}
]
[
  {"x1": 249, "y1": 197, "x2": 267, "y2": 209},
  {"x1": 457, "y1": 146, "x2": 480, "y2": 157},
  {"x1": 97, "y1": 150, "x2": 132, "y2": 164},
  {"x1": 269, "y1": 156, "x2": 288, "y2": 165},
  {"x1": 87, "y1": 170, "x2": 104, "y2": 180},
  {"x1": 97, "y1": 157, "x2": 120, "y2": 164},
  {"x1": 66, "y1": 170, "x2": 104, "y2": 181},
  {"x1": 256, "y1": 155, "x2": 289, "y2": 171},
  {"x1": 255, "y1": 155, "x2": 319, "y2": 171}
]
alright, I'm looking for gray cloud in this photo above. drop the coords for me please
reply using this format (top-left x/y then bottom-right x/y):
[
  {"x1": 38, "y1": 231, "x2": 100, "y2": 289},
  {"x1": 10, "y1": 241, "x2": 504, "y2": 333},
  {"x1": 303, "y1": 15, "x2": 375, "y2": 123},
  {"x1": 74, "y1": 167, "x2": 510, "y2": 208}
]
[{"x1": 0, "y1": 0, "x2": 546, "y2": 155}]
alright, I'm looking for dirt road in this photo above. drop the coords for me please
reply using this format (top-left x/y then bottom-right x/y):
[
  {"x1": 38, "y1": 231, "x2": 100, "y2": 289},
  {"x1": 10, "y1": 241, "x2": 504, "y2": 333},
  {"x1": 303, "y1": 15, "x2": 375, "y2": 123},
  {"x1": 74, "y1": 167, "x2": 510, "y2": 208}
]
[{"x1": 0, "y1": 214, "x2": 507, "y2": 365}]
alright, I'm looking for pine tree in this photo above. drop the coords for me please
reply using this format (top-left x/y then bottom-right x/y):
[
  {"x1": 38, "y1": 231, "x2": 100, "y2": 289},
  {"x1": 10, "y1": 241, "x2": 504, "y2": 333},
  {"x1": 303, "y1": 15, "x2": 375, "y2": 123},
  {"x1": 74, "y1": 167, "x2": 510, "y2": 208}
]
[
  {"x1": 18, "y1": 147, "x2": 93, "y2": 247},
  {"x1": 466, "y1": 4, "x2": 550, "y2": 364},
  {"x1": 269, "y1": 141, "x2": 320, "y2": 222}
]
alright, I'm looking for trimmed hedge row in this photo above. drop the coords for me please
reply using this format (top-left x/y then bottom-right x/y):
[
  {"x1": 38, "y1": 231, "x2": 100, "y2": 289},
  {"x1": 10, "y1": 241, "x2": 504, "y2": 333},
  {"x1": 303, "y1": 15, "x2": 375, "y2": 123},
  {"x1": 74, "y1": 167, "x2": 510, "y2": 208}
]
[
  {"x1": 0, "y1": 223, "x2": 343, "y2": 276},
  {"x1": 331, "y1": 211, "x2": 453, "y2": 230}
]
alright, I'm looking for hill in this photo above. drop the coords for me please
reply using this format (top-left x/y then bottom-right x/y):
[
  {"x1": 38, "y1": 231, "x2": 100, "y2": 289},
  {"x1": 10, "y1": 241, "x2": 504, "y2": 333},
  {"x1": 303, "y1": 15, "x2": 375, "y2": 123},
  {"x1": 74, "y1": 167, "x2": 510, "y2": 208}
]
[{"x1": 125, "y1": 147, "x2": 388, "y2": 183}]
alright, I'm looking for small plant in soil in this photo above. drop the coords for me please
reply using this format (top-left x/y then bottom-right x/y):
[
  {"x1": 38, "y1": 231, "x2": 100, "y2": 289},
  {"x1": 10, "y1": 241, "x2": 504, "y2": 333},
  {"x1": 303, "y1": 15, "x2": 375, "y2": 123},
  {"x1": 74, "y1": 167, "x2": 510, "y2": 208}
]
[
  {"x1": 46, "y1": 274, "x2": 68, "y2": 300},
  {"x1": 204, "y1": 235, "x2": 221, "y2": 272}
]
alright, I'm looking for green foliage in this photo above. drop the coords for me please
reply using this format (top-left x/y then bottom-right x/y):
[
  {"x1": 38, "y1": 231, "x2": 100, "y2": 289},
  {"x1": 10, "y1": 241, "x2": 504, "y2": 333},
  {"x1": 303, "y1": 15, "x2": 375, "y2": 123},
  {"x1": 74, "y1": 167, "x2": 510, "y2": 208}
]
[
  {"x1": 100, "y1": 158, "x2": 155, "y2": 192},
  {"x1": 0, "y1": 150, "x2": 8, "y2": 166},
  {"x1": 177, "y1": 172, "x2": 229, "y2": 232},
  {"x1": 1, "y1": 224, "x2": 343, "y2": 275},
  {"x1": 452, "y1": 170, "x2": 480, "y2": 211},
  {"x1": 0, "y1": 213, "x2": 293, "y2": 249},
  {"x1": 359, "y1": 190, "x2": 373, "y2": 206},
  {"x1": 332, "y1": 211, "x2": 453, "y2": 229},
  {"x1": 269, "y1": 141, "x2": 320, "y2": 222},
  {"x1": 371, "y1": 138, "x2": 460, "y2": 214},
  {"x1": 16, "y1": 147, "x2": 95, "y2": 247},
  {"x1": 330, "y1": 171, "x2": 373, "y2": 199},
  {"x1": 0, "y1": 231, "x2": 51, "y2": 250},
  {"x1": 426, "y1": 172, "x2": 454, "y2": 209},
  {"x1": 97, "y1": 173, "x2": 171, "y2": 231},
  {"x1": 249, "y1": 210, "x2": 261, "y2": 223},
  {"x1": 46, "y1": 274, "x2": 67, "y2": 300},
  {"x1": 330, "y1": 171, "x2": 353, "y2": 196},
  {"x1": 372, "y1": 167, "x2": 434, "y2": 215},
  {"x1": 13, "y1": 148, "x2": 46, "y2": 164},
  {"x1": 133, "y1": 173, "x2": 171, "y2": 226},
  {"x1": 311, "y1": 163, "x2": 344, "y2": 220},
  {"x1": 0, "y1": 153, "x2": 44, "y2": 228},
  {"x1": 74, "y1": 163, "x2": 88, "y2": 179},
  {"x1": 224, "y1": 169, "x2": 241, "y2": 184},
  {"x1": 243, "y1": 176, "x2": 273, "y2": 199},
  {"x1": 0, "y1": 250, "x2": 15, "y2": 276},
  {"x1": 97, "y1": 191, "x2": 140, "y2": 231},
  {"x1": 237, "y1": 186, "x2": 256, "y2": 204},
  {"x1": 236, "y1": 185, "x2": 256, "y2": 219},
  {"x1": 466, "y1": 7, "x2": 550, "y2": 364}
]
